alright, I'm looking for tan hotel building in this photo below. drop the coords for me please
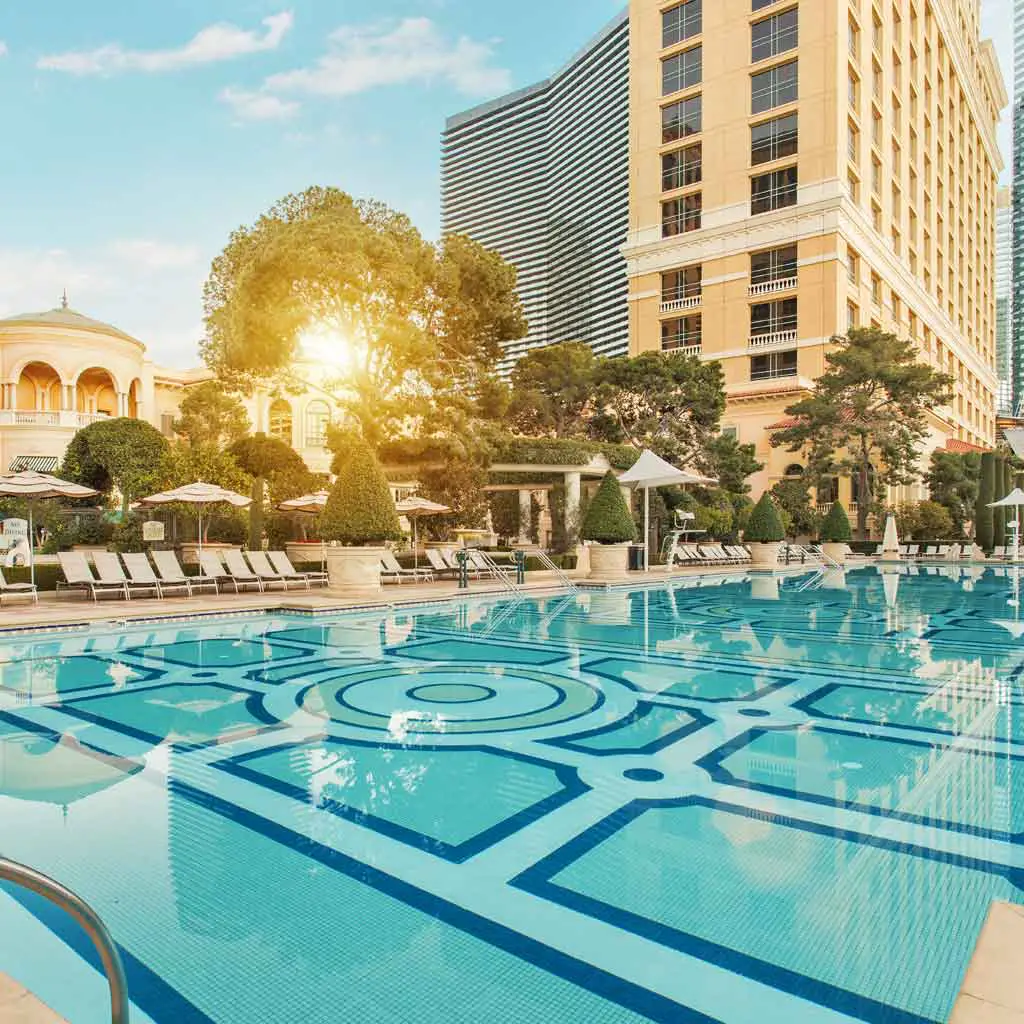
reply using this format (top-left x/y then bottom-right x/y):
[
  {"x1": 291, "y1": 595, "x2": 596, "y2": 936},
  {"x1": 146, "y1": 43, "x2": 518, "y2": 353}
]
[{"x1": 626, "y1": 0, "x2": 1007, "y2": 504}]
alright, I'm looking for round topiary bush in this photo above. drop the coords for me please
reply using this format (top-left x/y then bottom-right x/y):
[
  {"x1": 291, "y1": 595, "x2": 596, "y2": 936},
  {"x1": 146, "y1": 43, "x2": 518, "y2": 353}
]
[
  {"x1": 320, "y1": 439, "x2": 402, "y2": 546},
  {"x1": 820, "y1": 502, "x2": 852, "y2": 543},
  {"x1": 744, "y1": 493, "x2": 785, "y2": 543},
  {"x1": 580, "y1": 472, "x2": 637, "y2": 544}
]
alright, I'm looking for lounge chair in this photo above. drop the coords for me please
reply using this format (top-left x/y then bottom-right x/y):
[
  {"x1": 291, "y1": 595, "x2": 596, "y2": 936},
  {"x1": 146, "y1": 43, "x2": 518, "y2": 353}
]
[
  {"x1": 239, "y1": 549, "x2": 290, "y2": 590},
  {"x1": 425, "y1": 548, "x2": 459, "y2": 578},
  {"x1": 198, "y1": 550, "x2": 253, "y2": 593},
  {"x1": 267, "y1": 551, "x2": 328, "y2": 588},
  {"x1": 152, "y1": 550, "x2": 218, "y2": 596},
  {"x1": 94, "y1": 552, "x2": 161, "y2": 600},
  {"x1": 922, "y1": 545, "x2": 938, "y2": 558},
  {"x1": 992, "y1": 545, "x2": 1007, "y2": 560},
  {"x1": 57, "y1": 551, "x2": 129, "y2": 602},
  {"x1": 121, "y1": 552, "x2": 185, "y2": 599},
  {"x1": 380, "y1": 551, "x2": 433, "y2": 584},
  {"x1": 220, "y1": 550, "x2": 266, "y2": 592},
  {"x1": 0, "y1": 566, "x2": 37, "y2": 604},
  {"x1": 905, "y1": 544, "x2": 920, "y2": 558}
]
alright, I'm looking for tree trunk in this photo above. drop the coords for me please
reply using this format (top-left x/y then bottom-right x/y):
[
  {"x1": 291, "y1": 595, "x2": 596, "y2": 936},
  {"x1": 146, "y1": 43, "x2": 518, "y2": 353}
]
[{"x1": 857, "y1": 464, "x2": 869, "y2": 539}]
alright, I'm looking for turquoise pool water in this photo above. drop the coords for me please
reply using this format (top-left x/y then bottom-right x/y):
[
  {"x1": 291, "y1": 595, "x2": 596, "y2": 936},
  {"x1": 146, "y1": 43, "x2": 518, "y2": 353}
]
[{"x1": 1, "y1": 565, "x2": 1022, "y2": 1023}]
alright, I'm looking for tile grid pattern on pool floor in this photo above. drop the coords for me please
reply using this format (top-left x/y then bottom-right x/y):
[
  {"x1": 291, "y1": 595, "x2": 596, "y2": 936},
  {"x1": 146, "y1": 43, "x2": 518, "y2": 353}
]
[{"x1": 0, "y1": 568, "x2": 1023, "y2": 1024}]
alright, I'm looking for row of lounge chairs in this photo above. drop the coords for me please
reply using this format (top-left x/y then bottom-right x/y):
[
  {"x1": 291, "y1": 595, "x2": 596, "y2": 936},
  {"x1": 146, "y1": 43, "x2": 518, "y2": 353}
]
[
  {"x1": 893, "y1": 544, "x2": 969, "y2": 560},
  {"x1": 56, "y1": 549, "x2": 329, "y2": 601},
  {"x1": 672, "y1": 544, "x2": 751, "y2": 567}
]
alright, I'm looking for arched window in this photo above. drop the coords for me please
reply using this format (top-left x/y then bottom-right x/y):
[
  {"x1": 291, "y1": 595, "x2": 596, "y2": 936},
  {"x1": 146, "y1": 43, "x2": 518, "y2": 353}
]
[
  {"x1": 268, "y1": 399, "x2": 292, "y2": 444},
  {"x1": 784, "y1": 464, "x2": 804, "y2": 478},
  {"x1": 304, "y1": 401, "x2": 330, "y2": 448}
]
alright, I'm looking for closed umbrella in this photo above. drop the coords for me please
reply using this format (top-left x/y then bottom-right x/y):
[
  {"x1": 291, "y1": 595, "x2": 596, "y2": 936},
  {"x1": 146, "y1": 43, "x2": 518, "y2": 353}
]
[
  {"x1": 395, "y1": 496, "x2": 451, "y2": 568},
  {"x1": 0, "y1": 471, "x2": 99, "y2": 585},
  {"x1": 618, "y1": 450, "x2": 717, "y2": 572},
  {"x1": 139, "y1": 482, "x2": 251, "y2": 561},
  {"x1": 277, "y1": 490, "x2": 330, "y2": 573},
  {"x1": 881, "y1": 514, "x2": 900, "y2": 556}
]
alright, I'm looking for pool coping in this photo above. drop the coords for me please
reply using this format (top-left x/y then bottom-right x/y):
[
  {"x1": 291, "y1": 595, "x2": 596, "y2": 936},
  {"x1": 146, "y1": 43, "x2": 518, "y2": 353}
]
[
  {"x1": 0, "y1": 973, "x2": 66, "y2": 1022},
  {"x1": 950, "y1": 902, "x2": 1024, "y2": 1022}
]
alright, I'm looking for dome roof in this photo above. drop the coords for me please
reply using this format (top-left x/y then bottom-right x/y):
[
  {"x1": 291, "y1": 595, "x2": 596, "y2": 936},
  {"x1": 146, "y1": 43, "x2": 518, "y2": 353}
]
[{"x1": 0, "y1": 299, "x2": 142, "y2": 345}]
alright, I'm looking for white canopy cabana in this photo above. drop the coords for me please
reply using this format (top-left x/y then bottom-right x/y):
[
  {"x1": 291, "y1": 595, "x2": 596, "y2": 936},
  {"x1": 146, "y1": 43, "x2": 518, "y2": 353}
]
[{"x1": 618, "y1": 450, "x2": 717, "y2": 572}]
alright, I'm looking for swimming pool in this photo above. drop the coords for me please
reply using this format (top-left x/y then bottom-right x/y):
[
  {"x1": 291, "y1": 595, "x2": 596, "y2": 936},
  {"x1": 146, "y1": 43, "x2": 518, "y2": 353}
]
[{"x1": 0, "y1": 565, "x2": 1021, "y2": 1023}]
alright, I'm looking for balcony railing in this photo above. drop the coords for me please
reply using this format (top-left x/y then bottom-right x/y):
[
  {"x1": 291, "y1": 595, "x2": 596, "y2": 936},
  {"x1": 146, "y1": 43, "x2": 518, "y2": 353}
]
[
  {"x1": 748, "y1": 276, "x2": 798, "y2": 297},
  {"x1": 0, "y1": 410, "x2": 112, "y2": 427},
  {"x1": 663, "y1": 343, "x2": 703, "y2": 356},
  {"x1": 660, "y1": 295, "x2": 702, "y2": 313},
  {"x1": 749, "y1": 329, "x2": 798, "y2": 349}
]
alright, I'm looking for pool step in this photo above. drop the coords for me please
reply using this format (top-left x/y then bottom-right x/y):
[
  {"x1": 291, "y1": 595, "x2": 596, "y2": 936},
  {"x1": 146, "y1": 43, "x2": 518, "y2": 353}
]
[
  {"x1": 950, "y1": 901, "x2": 1024, "y2": 1022},
  {"x1": 0, "y1": 974, "x2": 66, "y2": 1022}
]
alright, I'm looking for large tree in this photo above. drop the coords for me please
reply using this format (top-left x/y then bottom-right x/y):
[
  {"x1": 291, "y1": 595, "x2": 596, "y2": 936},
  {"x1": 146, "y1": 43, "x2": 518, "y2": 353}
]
[
  {"x1": 588, "y1": 351, "x2": 726, "y2": 466},
  {"x1": 173, "y1": 381, "x2": 251, "y2": 448},
  {"x1": 770, "y1": 328, "x2": 953, "y2": 537},
  {"x1": 61, "y1": 418, "x2": 170, "y2": 514},
  {"x1": 926, "y1": 449, "x2": 981, "y2": 538},
  {"x1": 507, "y1": 341, "x2": 596, "y2": 438},
  {"x1": 201, "y1": 187, "x2": 526, "y2": 446}
]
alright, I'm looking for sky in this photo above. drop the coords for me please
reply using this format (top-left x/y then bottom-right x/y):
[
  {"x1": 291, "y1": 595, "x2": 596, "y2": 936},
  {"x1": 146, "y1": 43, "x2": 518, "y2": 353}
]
[{"x1": 0, "y1": 0, "x2": 1012, "y2": 369}]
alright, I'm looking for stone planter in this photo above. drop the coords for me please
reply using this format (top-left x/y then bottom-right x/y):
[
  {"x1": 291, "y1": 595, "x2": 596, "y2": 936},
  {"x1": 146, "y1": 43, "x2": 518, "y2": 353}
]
[
  {"x1": 179, "y1": 542, "x2": 240, "y2": 566},
  {"x1": 325, "y1": 545, "x2": 388, "y2": 592},
  {"x1": 286, "y1": 541, "x2": 326, "y2": 568},
  {"x1": 821, "y1": 542, "x2": 848, "y2": 566},
  {"x1": 747, "y1": 541, "x2": 783, "y2": 569},
  {"x1": 574, "y1": 544, "x2": 591, "y2": 577},
  {"x1": 587, "y1": 542, "x2": 630, "y2": 581}
]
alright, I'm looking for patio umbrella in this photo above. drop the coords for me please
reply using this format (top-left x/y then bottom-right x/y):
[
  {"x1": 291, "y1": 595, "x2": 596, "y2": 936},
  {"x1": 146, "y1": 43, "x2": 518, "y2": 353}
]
[
  {"x1": 277, "y1": 490, "x2": 330, "y2": 573},
  {"x1": 139, "y1": 482, "x2": 251, "y2": 561},
  {"x1": 618, "y1": 450, "x2": 717, "y2": 572},
  {"x1": 0, "y1": 470, "x2": 99, "y2": 585},
  {"x1": 395, "y1": 496, "x2": 451, "y2": 568},
  {"x1": 988, "y1": 488, "x2": 1024, "y2": 562}
]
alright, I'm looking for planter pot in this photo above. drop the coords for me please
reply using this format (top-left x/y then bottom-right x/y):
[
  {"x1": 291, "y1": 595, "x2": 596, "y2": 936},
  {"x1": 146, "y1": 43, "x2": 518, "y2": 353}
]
[
  {"x1": 821, "y1": 542, "x2": 848, "y2": 566},
  {"x1": 325, "y1": 545, "x2": 388, "y2": 592},
  {"x1": 587, "y1": 542, "x2": 630, "y2": 581},
  {"x1": 179, "y1": 542, "x2": 240, "y2": 566},
  {"x1": 286, "y1": 541, "x2": 326, "y2": 568},
  {"x1": 747, "y1": 541, "x2": 783, "y2": 568},
  {"x1": 749, "y1": 576, "x2": 780, "y2": 601},
  {"x1": 574, "y1": 544, "x2": 591, "y2": 577}
]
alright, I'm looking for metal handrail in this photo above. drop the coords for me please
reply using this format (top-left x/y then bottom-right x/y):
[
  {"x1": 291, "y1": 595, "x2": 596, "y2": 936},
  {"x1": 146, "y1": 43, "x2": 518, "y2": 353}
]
[
  {"x1": 522, "y1": 548, "x2": 578, "y2": 591},
  {"x1": 0, "y1": 857, "x2": 129, "y2": 1024}
]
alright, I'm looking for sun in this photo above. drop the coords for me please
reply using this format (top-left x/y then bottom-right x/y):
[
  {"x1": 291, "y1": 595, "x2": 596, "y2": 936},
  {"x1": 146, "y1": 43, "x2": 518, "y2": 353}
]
[{"x1": 298, "y1": 323, "x2": 355, "y2": 375}]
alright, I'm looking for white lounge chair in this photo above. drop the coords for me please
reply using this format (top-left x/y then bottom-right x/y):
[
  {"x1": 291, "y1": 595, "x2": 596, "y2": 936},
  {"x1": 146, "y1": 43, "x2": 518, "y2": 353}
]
[
  {"x1": 267, "y1": 551, "x2": 328, "y2": 588},
  {"x1": 425, "y1": 548, "x2": 459, "y2": 578},
  {"x1": 241, "y1": 549, "x2": 291, "y2": 590},
  {"x1": 0, "y1": 566, "x2": 37, "y2": 604},
  {"x1": 381, "y1": 550, "x2": 433, "y2": 584},
  {"x1": 152, "y1": 550, "x2": 218, "y2": 596},
  {"x1": 122, "y1": 552, "x2": 186, "y2": 599},
  {"x1": 93, "y1": 551, "x2": 161, "y2": 600},
  {"x1": 57, "y1": 551, "x2": 129, "y2": 602},
  {"x1": 220, "y1": 550, "x2": 265, "y2": 592}
]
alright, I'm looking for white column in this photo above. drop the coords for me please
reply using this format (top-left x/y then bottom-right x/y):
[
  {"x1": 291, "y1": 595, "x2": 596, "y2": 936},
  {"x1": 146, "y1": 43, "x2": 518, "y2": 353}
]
[
  {"x1": 117, "y1": 392, "x2": 128, "y2": 417},
  {"x1": 5, "y1": 383, "x2": 13, "y2": 409},
  {"x1": 518, "y1": 489, "x2": 533, "y2": 544},
  {"x1": 564, "y1": 472, "x2": 581, "y2": 543}
]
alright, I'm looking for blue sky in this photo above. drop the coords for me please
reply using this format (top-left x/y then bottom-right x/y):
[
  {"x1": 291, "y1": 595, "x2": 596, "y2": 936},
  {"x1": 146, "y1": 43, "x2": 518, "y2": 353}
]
[{"x1": 0, "y1": 0, "x2": 1011, "y2": 367}]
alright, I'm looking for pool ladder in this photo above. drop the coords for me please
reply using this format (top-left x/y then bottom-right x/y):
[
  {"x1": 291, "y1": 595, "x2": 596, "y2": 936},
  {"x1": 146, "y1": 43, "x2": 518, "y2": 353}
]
[
  {"x1": 0, "y1": 857, "x2": 129, "y2": 1023},
  {"x1": 521, "y1": 548, "x2": 578, "y2": 591}
]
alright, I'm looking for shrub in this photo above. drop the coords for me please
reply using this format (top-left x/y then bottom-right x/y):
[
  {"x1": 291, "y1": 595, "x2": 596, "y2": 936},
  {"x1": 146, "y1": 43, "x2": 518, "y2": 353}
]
[
  {"x1": 914, "y1": 500, "x2": 954, "y2": 540},
  {"x1": 67, "y1": 517, "x2": 114, "y2": 546},
  {"x1": 820, "y1": 502, "x2": 852, "y2": 543},
  {"x1": 111, "y1": 514, "x2": 146, "y2": 553},
  {"x1": 693, "y1": 499, "x2": 733, "y2": 540},
  {"x1": 743, "y1": 493, "x2": 784, "y2": 543},
  {"x1": 580, "y1": 472, "x2": 636, "y2": 544},
  {"x1": 320, "y1": 439, "x2": 403, "y2": 545}
]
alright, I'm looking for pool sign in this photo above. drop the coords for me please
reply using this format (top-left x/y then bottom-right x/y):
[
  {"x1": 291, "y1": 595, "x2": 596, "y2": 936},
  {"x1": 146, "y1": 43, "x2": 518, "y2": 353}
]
[{"x1": 142, "y1": 520, "x2": 165, "y2": 542}]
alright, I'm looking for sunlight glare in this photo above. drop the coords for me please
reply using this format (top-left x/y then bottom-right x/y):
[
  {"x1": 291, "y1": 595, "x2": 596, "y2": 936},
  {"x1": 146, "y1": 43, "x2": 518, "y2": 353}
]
[{"x1": 298, "y1": 323, "x2": 355, "y2": 375}]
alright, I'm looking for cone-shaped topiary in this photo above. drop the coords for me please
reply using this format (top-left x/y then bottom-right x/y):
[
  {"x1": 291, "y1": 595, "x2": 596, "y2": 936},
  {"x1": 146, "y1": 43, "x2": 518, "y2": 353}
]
[
  {"x1": 820, "y1": 501, "x2": 852, "y2": 543},
  {"x1": 744, "y1": 493, "x2": 785, "y2": 543},
  {"x1": 320, "y1": 438, "x2": 403, "y2": 546},
  {"x1": 580, "y1": 472, "x2": 637, "y2": 544}
]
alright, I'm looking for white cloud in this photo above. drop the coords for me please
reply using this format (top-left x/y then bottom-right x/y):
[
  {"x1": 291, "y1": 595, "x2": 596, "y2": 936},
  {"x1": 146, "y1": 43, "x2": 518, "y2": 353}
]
[
  {"x1": 263, "y1": 17, "x2": 511, "y2": 101},
  {"x1": 37, "y1": 11, "x2": 293, "y2": 75},
  {"x1": 219, "y1": 85, "x2": 299, "y2": 121},
  {"x1": 106, "y1": 239, "x2": 201, "y2": 270}
]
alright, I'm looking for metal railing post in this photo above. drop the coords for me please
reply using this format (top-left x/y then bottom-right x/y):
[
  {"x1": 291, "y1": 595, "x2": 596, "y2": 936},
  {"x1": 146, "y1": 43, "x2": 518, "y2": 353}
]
[{"x1": 0, "y1": 858, "x2": 129, "y2": 1024}]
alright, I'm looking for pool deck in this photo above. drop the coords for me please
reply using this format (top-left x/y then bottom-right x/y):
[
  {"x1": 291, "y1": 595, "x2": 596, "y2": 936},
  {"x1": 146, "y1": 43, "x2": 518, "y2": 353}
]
[
  {"x1": 951, "y1": 902, "x2": 1024, "y2": 1022},
  {"x1": 0, "y1": 974, "x2": 64, "y2": 1023}
]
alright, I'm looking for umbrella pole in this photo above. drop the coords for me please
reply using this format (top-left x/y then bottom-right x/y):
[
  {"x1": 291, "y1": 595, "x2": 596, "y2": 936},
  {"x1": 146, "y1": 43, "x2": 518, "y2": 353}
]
[
  {"x1": 644, "y1": 487, "x2": 650, "y2": 573},
  {"x1": 413, "y1": 516, "x2": 419, "y2": 569},
  {"x1": 28, "y1": 504, "x2": 34, "y2": 587}
]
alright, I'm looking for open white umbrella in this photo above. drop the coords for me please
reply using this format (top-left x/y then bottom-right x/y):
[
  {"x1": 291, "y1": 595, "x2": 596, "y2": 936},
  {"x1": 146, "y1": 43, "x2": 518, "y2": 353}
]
[
  {"x1": 395, "y1": 496, "x2": 451, "y2": 568},
  {"x1": 988, "y1": 488, "x2": 1024, "y2": 562},
  {"x1": 618, "y1": 450, "x2": 717, "y2": 572},
  {"x1": 277, "y1": 490, "x2": 330, "y2": 572},
  {"x1": 139, "y1": 482, "x2": 251, "y2": 561},
  {"x1": 0, "y1": 471, "x2": 99, "y2": 584}
]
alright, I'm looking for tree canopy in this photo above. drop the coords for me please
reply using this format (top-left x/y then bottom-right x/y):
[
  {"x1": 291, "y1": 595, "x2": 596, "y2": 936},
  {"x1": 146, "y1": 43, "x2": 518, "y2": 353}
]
[
  {"x1": 770, "y1": 327, "x2": 953, "y2": 537},
  {"x1": 173, "y1": 381, "x2": 251, "y2": 448},
  {"x1": 507, "y1": 341, "x2": 596, "y2": 438},
  {"x1": 229, "y1": 433, "x2": 314, "y2": 505},
  {"x1": 925, "y1": 449, "x2": 981, "y2": 537}
]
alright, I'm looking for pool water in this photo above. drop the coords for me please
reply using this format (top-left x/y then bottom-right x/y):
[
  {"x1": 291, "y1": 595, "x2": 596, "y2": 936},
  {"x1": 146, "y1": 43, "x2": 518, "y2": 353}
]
[{"x1": 1, "y1": 565, "x2": 1022, "y2": 1023}]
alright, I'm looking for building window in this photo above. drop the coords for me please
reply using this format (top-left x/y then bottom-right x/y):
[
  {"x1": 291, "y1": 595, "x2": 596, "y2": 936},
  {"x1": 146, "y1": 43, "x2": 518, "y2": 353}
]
[
  {"x1": 268, "y1": 399, "x2": 292, "y2": 443},
  {"x1": 848, "y1": 19, "x2": 860, "y2": 60},
  {"x1": 847, "y1": 121, "x2": 859, "y2": 162},
  {"x1": 304, "y1": 401, "x2": 330, "y2": 448},
  {"x1": 871, "y1": 273, "x2": 882, "y2": 305},
  {"x1": 751, "y1": 349, "x2": 798, "y2": 380},
  {"x1": 662, "y1": 143, "x2": 702, "y2": 190},
  {"x1": 751, "y1": 60, "x2": 798, "y2": 114},
  {"x1": 751, "y1": 113, "x2": 798, "y2": 165},
  {"x1": 750, "y1": 244, "x2": 797, "y2": 285},
  {"x1": 662, "y1": 193, "x2": 702, "y2": 236},
  {"x1": 750, "y1": 298, "x2": 798, "y2": 338},
  {"x1": 847, "y1": 169, "x2": 861, "y2": 202},
  {"x1": 662, "y1": 266, "x2": 702, "y2": 302},
  {"x1": 847, "y1": 301, "x2": 859, "y2": 329},
  {"x1": 662, "y1": 315, "x2": 703, "y2": 352},
  {"x1": 848, "y1": 69, "x2": 859, "y2": 108},
  {"x1": 750, "y1": 166, "x2": 797, "y2": 214},
  {"x1": 662, "y1": 0, "x2": 702, "y2": 47},
  {"x1": 751, "y1": 8, "x2": 798, "y2": 63},
  {"x1": 662, "y1": 45, "x2": 702, "y2": 95},
  {"x1": 662, "y1": 95, "x2": 702, "y2": 142},
  {"x1": 847, "y1": 248, "x2": 860, "y2": 284}
]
